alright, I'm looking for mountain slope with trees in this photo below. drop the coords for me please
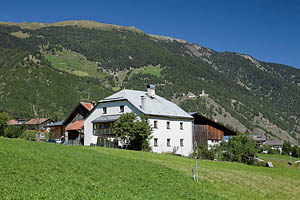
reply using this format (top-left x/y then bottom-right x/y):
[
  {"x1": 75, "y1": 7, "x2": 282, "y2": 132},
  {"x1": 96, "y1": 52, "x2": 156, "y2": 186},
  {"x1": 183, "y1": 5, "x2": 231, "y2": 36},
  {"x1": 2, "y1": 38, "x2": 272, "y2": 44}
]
[{"x1": 0, "y1": 20, "x2": 299, "y2": 143}]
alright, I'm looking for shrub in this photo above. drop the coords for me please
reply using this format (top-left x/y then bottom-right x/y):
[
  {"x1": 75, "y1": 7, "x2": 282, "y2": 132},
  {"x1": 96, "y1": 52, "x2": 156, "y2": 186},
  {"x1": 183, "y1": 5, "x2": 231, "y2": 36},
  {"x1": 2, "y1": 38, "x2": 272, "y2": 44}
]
[
  {"x1": 221, "y1": 136, "x2": 258, "y2": 165},
  {"x1": 259, "y1": 144, "x2": 270, "y2": 153},
  {"x1": 4, "y1": 126, "x2": 23, "y2": 138},
  {"x1": 22, "y1": 130, "x2": 37, "y2": 141},
  {"x1": 292, "y1": 145, "x2": 300, "y2": 158},
  {"x1": 0, "y1": 112, "x2": 10, "y2": 136},
  {"x1": 114, "y1": 113, "x2": 153, "y2": 151},
  {"x1": 282, "y1": 141, "x2": 292, "y2": 155},
  {"x1": 196, "y1": 143, "x2": 215, "y2": 160}
]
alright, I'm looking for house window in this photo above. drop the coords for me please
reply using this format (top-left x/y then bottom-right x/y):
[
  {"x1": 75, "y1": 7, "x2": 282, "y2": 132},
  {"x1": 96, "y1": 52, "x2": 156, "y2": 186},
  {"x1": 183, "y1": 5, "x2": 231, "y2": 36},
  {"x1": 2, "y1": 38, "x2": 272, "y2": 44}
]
[
  {"x1": 103, "y1": 107, "x2": 107, "y2": 114},
  {"x1": 154, "y1": 121, "x2": 158, "y2": 129},
  {"x1": 93, "y1": 122, "x2": 114, "y2": 135},
  {"x1": 167, "y1": 139, "x2": 171, "y2": 147},
  {"x1": 180, "y1": 122, "x2": 183, "y2": 130},
  {"x1": 180, "y1": 139, "x2": 184, "y2": 147},
  {"x1": 154, "y1": 138, "x2": 158, "y2": 147},
  {"x1": 120, "y1": 105, "x2": 124, "y2": 113},
  {"x1": 167, "y1": 121, "x2": 170, "y2": 129}
]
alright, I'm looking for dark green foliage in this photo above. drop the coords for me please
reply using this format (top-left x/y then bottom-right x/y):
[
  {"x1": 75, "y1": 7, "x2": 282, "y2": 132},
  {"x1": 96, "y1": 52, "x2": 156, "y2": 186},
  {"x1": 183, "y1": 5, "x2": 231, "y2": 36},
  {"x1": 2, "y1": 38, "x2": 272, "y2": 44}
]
[
  {"x1": 0, "y1": 47, "x2": 112, "y2": 120},
  {"x1": 113, "y1": 113, "x2": 153, "y2": 151},
  {"x1": 113, "y1": 112, "x2": 136, "y2": 141},
  {"x1": 131, "y1": 114, "x2": 153, "y2": 151},
  {"x1": 22, "y1": 130, "x2": 37, "y2": 141},
  {"x1": 4, "y1": 126, "x2": 23, "y2": 138},
  {"x1": 292, "y1": 145, "x2": 300, "y2": 158},
  {"x1": 196, "y1": 143, "x2": 215, "y2": 160},
  {"x1": 259, "y1": 144, "x2": 270, "y2": 153},
  {"x1": 282, "y1": 141, "x2": 292, "y2": 155},
  {"x1": 221, "y1": 136, "x2": 258, "y2": 165},
  {"x1": 0, "y1": 112, "x2": 10, "y2": 136}
]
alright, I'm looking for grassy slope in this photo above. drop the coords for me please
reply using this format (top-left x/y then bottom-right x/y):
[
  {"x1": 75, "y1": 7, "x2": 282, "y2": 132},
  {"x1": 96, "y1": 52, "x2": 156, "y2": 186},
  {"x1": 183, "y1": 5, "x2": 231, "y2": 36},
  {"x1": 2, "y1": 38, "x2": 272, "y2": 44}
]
[
  {"x1": 44, "y1": 49, "x2": 107, "y2": 80},
  {"x1": 1, "y1": 138, "x2": 300, "y2": 199},
  {"x1": 258, "y1": 153, "x2": 300, "y2": 169},
  {"x1": 141, "y1": 66, "x2": 163, "y2": 78}
]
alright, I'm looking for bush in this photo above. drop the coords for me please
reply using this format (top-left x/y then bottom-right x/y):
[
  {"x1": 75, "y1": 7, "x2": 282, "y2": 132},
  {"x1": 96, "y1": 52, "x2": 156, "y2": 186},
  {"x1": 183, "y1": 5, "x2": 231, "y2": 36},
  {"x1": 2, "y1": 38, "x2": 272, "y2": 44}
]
[
  {"x1": 282, "y1": 141, "x2": 292, "y2": 155},
  {"x1": 196, "y1": 143, "x2": 215, "y2": 160},
  {"x1": 0, "y1": 112, "x2": 10, "y2": 136},
  {"x1": 221, "y1": 136, "x2": 258, "y2": 165},
  {"x1": 22, "y1": 130, "x2": 37, "y2": 141},
  {"x1": 4, "y1": 126, "x2": 23, "y2": 138},
  {"x1": 259, "y1": 144, "x2": 270, "y2": 153},
  {"x1": 292, "y1": 145, "x2": 300, "y2": 158}
]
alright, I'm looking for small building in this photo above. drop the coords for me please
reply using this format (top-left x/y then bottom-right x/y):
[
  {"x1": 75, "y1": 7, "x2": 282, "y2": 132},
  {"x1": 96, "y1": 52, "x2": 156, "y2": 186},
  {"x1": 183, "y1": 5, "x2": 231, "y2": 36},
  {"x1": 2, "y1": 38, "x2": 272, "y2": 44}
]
[
  {"x1": 65, "y1": 120, "x2": 84, "y2": 145},
  {"x1": 189, "y1": 112, "x2": 236, "y2": 147},
  {"x1": 8, "y1": 118, "x2": 26, "y2": 126},
  {"x1": 46, "y1": 121, "x2": 65, "y2": 139},
  {"x1": 25, "y1": 118, "x2": 51, "y2": 131},
  {"x1": 46, "y1": 101, "x2": 95, "y2": 144},
  {"x1": 251, "y1": 135, "x2": 267, "y2": 147},
  {"x1": 264, "y1": 140, "x2": 284, "y2": 153},
  {"x1": 84, "y1": 85, "x2": 194, "y2": 156},
  {"x1": 63, "y1": 101, "x2": 95, "y2": 145}
]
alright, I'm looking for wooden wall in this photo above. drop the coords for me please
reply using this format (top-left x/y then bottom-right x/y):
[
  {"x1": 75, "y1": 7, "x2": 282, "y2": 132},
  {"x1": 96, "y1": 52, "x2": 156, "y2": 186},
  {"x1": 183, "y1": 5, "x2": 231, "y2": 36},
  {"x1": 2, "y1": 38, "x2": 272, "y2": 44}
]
[{"x1": 193, "y1": 125, "x2": 224, "y2": 144}]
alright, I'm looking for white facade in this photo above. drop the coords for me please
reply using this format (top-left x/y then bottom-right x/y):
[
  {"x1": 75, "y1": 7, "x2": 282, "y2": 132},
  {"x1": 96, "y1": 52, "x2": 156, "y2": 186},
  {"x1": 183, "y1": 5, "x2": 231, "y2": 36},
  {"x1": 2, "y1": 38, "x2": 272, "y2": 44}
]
[
  {"x1": 84, "y1": 100, "x2": 141, "y2": 146},
  {"x1": 149, "y1": 117, "x2": 193, "y2": 156},
  {"x1": 84, "y1": 91, "x2": 194, "y2": 157}
]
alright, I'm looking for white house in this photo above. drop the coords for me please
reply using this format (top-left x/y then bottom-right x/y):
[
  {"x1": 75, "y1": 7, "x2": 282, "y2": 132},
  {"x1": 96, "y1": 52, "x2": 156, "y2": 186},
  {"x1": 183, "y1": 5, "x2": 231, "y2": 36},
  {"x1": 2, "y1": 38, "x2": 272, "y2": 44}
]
[{"x1": 84, "y1": 85, "x2": 194, "y2": 156}]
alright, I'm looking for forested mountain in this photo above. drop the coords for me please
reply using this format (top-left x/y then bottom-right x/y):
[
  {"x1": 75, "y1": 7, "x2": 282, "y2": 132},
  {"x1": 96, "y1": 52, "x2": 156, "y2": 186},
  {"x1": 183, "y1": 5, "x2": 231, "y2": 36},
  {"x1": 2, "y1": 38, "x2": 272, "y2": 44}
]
[{"x1": 0, "y1": 20, "x2": 299, "y2": 144}]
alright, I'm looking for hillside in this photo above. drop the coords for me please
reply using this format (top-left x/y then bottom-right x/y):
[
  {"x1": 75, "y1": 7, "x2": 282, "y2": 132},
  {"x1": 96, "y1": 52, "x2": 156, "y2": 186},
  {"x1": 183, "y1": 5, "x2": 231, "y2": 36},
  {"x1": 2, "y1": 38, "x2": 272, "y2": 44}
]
[
  {"x1": 0, "y1": 20, "x2": 299, "y2": 143},
  {"x1": 1, "y1": 138, "x2": 300, "y2": 199}
]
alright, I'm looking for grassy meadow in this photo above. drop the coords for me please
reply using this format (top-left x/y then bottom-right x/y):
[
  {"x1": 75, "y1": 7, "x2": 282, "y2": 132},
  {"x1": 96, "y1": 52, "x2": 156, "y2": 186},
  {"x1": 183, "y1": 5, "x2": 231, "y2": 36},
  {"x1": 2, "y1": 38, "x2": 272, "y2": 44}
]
[
  {"x1": 1, "y1": 138, "x2": 300, "y2": 200},
  {"x1": 44, "y1": 49, "x2": 106, "y2": 80}
]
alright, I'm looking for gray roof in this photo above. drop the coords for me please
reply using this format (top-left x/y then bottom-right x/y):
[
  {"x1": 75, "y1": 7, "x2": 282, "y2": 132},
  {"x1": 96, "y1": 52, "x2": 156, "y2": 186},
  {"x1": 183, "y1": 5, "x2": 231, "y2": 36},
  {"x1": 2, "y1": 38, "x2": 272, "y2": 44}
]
[
  {"x1": 264, "y1": 140, "x2": 284, "y2": 146},
  {"x1": 100, "y1": 89, "x2": 192, "y2": 119},
  {"x1": 45, "y1": 120, "x2": 64, "y2": 127},
  {"x1": 92, "y1": 114, "x2": 121, "y2": 123}
]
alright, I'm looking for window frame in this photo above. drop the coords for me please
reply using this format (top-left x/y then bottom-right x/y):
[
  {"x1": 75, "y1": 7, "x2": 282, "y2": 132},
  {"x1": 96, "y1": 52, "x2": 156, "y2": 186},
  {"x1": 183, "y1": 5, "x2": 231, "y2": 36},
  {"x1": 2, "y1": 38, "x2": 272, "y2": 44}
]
[
  {"x1": 167, "y1": 138, "x2": 171, "y2": 147},
  {"x1": 154, "y1": 138, "x2": 158, "y2": 147},
  {"x1": 180, "y1": 122, "x2": 183, "y2": 130},
  {"x1": 120, "y1": 105, "x2": 124, "y2": 113},
  {"x1": 180, "y1": 139, "x2": 184, "y2": 147},
  {"x1": 103, "y1": 107, "x2": 107, "y2": 114},
  {"x1": 154, "y1": 120, "x2": 158, "y2": 129},
  {"x1": 166, "y1": 121, "x2": 170, "y2": 129}
]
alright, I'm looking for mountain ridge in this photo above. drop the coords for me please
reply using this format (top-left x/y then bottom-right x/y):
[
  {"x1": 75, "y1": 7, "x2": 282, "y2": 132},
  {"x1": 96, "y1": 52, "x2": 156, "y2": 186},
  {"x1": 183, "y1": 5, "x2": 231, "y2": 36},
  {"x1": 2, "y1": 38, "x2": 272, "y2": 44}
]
[{"x1": 0, "y1": 20, "x2": 299, "y2": 144}]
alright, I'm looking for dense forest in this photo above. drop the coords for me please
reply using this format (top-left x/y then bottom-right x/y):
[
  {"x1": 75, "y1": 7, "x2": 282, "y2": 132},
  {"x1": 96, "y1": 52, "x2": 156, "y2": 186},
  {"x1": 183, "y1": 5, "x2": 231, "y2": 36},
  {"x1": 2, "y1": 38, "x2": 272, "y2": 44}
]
[{"x1": 0, "y1": 21, "x2": 299, "y2": 143}]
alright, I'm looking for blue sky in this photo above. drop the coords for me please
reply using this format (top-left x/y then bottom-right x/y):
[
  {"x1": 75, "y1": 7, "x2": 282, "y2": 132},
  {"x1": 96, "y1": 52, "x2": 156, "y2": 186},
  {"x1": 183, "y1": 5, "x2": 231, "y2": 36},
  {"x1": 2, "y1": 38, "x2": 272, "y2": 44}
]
[{"x1": 1, "y1": 0, "x2": 299, "y2": 68}]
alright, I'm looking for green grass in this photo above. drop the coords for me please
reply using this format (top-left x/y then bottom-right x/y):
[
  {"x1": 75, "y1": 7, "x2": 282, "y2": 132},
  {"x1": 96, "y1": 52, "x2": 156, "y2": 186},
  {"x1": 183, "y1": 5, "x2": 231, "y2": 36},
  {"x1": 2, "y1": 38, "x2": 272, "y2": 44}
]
[
  {"x1": 1, "y1": 138, "x2": 300, "y2": 200},
  {"x1": 258, "y1": 153, "x2": 300, "y2": 169},
  {"x1": 141, "y1": 65, "x2": 163, "y2": 78},
  {"x1": 44, "y1": 49, "x2": 107, "y2": 80}
]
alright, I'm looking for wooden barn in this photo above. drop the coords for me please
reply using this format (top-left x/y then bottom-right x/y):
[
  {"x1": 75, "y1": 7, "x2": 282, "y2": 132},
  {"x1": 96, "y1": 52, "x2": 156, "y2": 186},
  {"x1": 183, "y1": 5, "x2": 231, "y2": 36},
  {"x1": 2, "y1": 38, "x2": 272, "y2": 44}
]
[{"x1": 189, "y1": 112, "x2": 236, "y2": 146}]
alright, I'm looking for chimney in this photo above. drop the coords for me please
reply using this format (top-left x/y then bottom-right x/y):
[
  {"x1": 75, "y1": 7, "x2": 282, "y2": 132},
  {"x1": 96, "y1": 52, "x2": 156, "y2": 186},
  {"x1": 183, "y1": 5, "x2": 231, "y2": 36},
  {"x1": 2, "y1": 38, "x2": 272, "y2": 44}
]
[
  {"x1": 147, "y1": 84, "x2": 155, "y2": 97},
  {"x1": 141, "y1": 96, "x2": 146, "y2": 110}
]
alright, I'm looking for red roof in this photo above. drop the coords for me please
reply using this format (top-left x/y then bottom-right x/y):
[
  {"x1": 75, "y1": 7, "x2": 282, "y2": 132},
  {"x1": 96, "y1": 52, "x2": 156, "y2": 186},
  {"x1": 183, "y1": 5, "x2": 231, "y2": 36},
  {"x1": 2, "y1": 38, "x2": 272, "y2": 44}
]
[
  {"x1": 66, "y1": 120, "x2": 84, "y2": 131},
  {"x1": 26, "y1": 118, "x2": 50, "y2": 125},
  {"x1": 80, "y1": 102, "x2": 93, "y2": 111},
  {"x1": 8, "y1": 119, "x2": 22, "y2": 125}
]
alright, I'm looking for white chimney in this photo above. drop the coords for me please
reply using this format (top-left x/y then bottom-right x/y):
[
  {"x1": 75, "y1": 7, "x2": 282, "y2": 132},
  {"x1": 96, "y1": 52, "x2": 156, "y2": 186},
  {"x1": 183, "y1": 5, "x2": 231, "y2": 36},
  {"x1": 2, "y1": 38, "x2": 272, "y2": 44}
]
[
  {"x1": 147, "y1": 84, "x2": 155, "y2": 97},
  {"x1": 141, "y1": 96, "x2": 146, "y2": 110}
]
